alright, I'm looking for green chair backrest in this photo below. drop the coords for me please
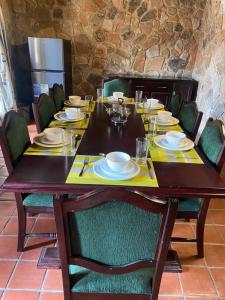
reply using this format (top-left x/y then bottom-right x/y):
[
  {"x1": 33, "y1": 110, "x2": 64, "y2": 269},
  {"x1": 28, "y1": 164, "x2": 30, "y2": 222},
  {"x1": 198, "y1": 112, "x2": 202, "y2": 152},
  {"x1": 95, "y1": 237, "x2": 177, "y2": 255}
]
[
  {"x1": 3, "y1": 111, "x2": 30, "y2": 167},
  {"x1": 37, "y1": 94, "x2": 56, "y2": 132},
  {"x1": 53, "y1": 84, "x2": 65, "y2": 111},
  {"x1": 198, "y1": 120, "x2": 225, "y2": 167},
  {"x1": 103, "y1": 79, "x2": 130, "y2": 97},
  {"x1": 178, "y1": 102, "x2": 198, "y2": 136},
  {"x1": 68, "y1": 201, "x2": 161, "y2": 265},
  {"x1": 169, "y1": 93, "x2": 181, "y2": 117}
]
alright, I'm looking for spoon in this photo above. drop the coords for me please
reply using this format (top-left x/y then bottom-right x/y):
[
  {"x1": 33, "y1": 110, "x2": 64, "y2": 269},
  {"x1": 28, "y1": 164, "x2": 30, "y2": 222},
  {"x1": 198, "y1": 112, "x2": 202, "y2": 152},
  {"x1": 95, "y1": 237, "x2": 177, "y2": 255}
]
[{"x1": 74, "y1": 134, "x2": 81, "y2": 148}]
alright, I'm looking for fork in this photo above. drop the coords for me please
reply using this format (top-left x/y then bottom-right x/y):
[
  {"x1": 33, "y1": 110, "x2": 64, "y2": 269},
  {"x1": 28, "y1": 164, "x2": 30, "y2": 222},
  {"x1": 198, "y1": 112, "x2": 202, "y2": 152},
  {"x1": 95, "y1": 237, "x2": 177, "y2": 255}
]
[{"x1": 79, "y1": 157, "x2": 89, "y2": 176}]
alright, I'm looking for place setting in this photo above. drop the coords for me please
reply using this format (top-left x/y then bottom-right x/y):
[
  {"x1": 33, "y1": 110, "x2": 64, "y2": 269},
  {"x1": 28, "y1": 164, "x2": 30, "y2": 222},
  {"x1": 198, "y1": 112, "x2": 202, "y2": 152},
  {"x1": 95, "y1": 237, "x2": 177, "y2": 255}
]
[
  {"x1": 107, "y1": 92, "x2": 129, "y2": 102},
  {"x1": 139, "y1": 98, "x2": 164, "y2": 111},
  {"x1": 64, "y1": 95, "x2": 88, "y2": 108},
  {"x1": 25, "y1": 128, "x2": 85, "y2": 156},
  {"x1": 54, "y1": 107, "x2": 86, "y2": 124},
  {"x1": 66, "y1": 147, "x2": 158, "y2": 187}
]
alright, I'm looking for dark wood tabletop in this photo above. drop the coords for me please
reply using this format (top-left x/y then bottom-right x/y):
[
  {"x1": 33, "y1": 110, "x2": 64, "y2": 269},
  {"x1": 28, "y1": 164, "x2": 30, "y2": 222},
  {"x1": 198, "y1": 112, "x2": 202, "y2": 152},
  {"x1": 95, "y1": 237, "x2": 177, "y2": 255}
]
[{"x1": 1, "y1": 103, "x2": 225, "y2": 198}]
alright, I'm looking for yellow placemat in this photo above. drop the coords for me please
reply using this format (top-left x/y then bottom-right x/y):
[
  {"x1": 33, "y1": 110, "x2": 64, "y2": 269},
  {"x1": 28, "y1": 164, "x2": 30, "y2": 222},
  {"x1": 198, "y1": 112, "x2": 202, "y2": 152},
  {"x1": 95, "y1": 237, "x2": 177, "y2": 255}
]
[
  {"x1": 99, "y1": 97, "x2": 135, "y2": 104},
  {"x1": 136, "y1": 108, "x2": 164, "y2": 114},
  {"x1": 66, "y1": 155, "x2": 158, "y2": 187},
  {"x1": 144, "y1": 123, "x2": 183, "y2": 132},
  {"x1": 64, "y1": 101, "x2": 96, "y2": 112},
  {"x1": 148, "y1": 143, "x2": 203, "y2": 164},
  {"x1": 49, "y1": 116, "x2": 90, "y2": 129},
  {"x1": 25, "y1": 130, "x2": 85, "y2": 156}
]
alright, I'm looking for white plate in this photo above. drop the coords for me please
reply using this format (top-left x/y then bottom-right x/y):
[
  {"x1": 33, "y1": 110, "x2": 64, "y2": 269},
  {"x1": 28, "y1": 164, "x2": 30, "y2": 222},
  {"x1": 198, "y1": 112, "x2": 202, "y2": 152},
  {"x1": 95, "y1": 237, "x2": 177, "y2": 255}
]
[
  {"x1": 108, "y1": 96, "x2": 128, "y2": 102},
  {"x1": 54, "y1": 111, "x2": 85, "y2": 122},
  {"x1": 93, "y1": 158, "x2": 140, "y2": 180},
  {"x1": 154, "y1": 135, "x2": 194, "y2": 151},
  {"x1": 64, "y1": 100, "x2": 87, "y2": 107},
  {"x1": 139, "y1": 103, "x2": 164, "y2": 110},
  {"x1": 33, "y1": 135, "x2": 65, "y2": 148},
  {"x1": 153, "y1": 116, "x2": 179, "y2": 126}
]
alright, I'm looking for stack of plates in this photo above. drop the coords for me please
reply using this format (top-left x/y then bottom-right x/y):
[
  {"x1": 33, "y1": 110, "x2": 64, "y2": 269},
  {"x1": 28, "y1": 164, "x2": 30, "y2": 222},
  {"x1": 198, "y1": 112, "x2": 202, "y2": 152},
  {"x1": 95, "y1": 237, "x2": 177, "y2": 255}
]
[
  {"x1": 152, "y1": 116, "x2": 179, "y2": 126},
  {"x1": 93, "y1": 158, "x2": 140, "y2": 180},
  {"x1": 54, "y1": 111, "x2": 85, "y2": 122},
  {"x1": 154, "y1": 135, "x2": 194, "y2": 151},
  {"x1": 64, "y1": 100, "x2": 87, "y2": 107},
  {"x1": 33, "y1": 133, "x2": 65, "y2": 148}
]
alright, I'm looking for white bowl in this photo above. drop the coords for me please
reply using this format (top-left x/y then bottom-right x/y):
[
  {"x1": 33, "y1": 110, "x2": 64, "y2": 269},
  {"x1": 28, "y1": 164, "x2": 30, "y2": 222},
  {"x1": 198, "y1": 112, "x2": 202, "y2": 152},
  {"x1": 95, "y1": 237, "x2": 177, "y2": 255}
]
[
  {"x1": 113, "y1": 92, "x2": 124, "y2": 99},
  {"x1": 65, "y1": 108, "x2": 80, "y2": 119},
  {"x1": 157, "y1": 111, "x2": 172, "y2": 122},
  {"x1": 165, "y1": 131, "x2": 186, "y2": 145},
  {"x1": 69, "y1": 96, "x2": 81, "y2": 105},
  {"x1": 146, "y1": 98, "x2": 159, "y2": 108},
  {"x1": 106, "y1": 152, "x2": 130, "y2": 172},
  {"x1": 42, "y1": 128, "x2": 64, "y2": 144}
]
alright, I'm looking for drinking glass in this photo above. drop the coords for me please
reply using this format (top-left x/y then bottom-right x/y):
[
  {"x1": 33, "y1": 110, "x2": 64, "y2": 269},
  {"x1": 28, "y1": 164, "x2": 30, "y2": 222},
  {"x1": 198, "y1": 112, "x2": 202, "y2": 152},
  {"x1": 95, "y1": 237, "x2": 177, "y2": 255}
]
[
  {"x1": 148, "y1": 116, "x2": 157, "y2": 146},
  {"x1": 135, "y1": 90, "x2": 143, "y2": 103},
  {"x1": 62, "y1": 128, "x2": 74, "y2": 155},
  {"x1": 97, "y1": 88, "x2": 103, "y2": 102},
  {"x1": 136, "y1": 137, "x2": 148, "y2": 165},
  {"x1": 85, "y1": 95, "x2": 93, "y2": 109}
]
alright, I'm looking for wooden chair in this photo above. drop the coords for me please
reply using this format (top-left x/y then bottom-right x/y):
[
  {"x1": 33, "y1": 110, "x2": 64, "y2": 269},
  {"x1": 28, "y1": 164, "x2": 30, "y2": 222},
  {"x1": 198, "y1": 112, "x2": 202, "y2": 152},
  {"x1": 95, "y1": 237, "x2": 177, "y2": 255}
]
[
  {"x1": 168, "y1": 92, "x2": 182, "y2": 117},
  {"x1": 103, "y1": 79, "x2": 130, "y2": 97},
  {"x1": 172, "y1": 118, "x2": 225, "y2": 257},
  {"x1": 0, "y1": 111, "x2": 55, "y2": 252},
  {"x1": 54, "y1": 188, "x2": 178, "y2": 300},
  {"x1": 178, "y1": 102, "x2": 203, "y2": 141},
  {"x1": 32, "y1": 93, "x2": 56, "y2": 133},
  {"x1": 53, "y1": 83, "x2": 66, "y2": 111}
]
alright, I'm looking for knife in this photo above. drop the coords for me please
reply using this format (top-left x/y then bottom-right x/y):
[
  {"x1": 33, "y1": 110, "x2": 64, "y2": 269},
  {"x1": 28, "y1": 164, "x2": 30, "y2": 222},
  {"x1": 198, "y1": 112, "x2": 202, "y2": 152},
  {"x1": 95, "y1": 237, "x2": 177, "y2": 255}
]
[{"x1": 146, "y1": 160, "x2": 154, "y2": 179}]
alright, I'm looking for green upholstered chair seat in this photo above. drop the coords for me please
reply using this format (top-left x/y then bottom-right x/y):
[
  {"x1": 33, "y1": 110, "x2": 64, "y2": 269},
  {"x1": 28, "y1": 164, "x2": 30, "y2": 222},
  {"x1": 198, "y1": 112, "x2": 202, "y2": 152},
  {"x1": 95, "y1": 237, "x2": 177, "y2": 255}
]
[
  {"x1": 69, "y1": 265, "x2": 154, "y2": 295},
  {"x1": 169, "y1": 94, "x2": 181, "y2": 117},
  {"x1": 198, "y1": 124, "x2": 223, "y2": 165},
  {"x1": 23, "y1": 194, "x2": 53, "y2": 207},
  {"x1": 53, "y1": 85, "x2": 65, "y2": 111},
  {"x1": 179, "y1": 104, "x2": 197, "y2": 134},
  {"x1": 68, "y1": 202, "x2": 161, "y2": 266},
  {"x1": 103, "y1": 79, "x2": 130, "y2": 97},
  {"x1": 23, "y1": 194, "x2": 79, "y2": 207},
  {"x1": 178, "y1": 198, "x2": 201, "y2": 212}
]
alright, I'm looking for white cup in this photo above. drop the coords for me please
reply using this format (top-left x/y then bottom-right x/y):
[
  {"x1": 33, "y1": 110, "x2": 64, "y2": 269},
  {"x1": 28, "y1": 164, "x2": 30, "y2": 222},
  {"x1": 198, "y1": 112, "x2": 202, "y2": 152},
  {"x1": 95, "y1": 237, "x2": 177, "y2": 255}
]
[
  {"x1": 147, "y1": 98, "x2": 159, "y2": 108},
  {"x1": 42, "y1": 128, "x2": 64, "y2": 144},
  {"x1": 106, "y1": 151, "x2": 130, "y2": 172},
  {"x1": 69, "y1": 96, "x2": 81, "y2": 105},
  {"x1": 157, "y1": 111, "x2": 172, "y2": 122},
  {"x1": 65, "y1": 108, "x2": 80, "y2": 119},
  {"x1": 113, "y1": 92, "x2": 124, "y2": 99},
  {"x1": 165, "y1": 131, "x2": 186, "y2": 145}
]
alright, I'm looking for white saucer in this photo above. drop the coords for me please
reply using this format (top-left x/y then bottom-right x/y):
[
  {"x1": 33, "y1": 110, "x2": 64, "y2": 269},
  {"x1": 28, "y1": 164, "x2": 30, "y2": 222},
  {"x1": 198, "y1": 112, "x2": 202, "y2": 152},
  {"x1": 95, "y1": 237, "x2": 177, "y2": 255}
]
[
  {"x1": 154, "y1": 135, "x2": 194, "y2": 151},
  {"x1": 54, "y1": 111, "x2": 85, "y2": 122},
  {"x1": 93, "y1": 158, "x2": 140, "y2": 180},
  {"x1": 140, "y1": 103, "x2": 164, "y2": 110},
  {"x1": 33, "y1": 135, "x2": 65, "y2": 148},
  {"x1": 153, "y1": 116, "x2": 179, "y2": 126},
  {"x1": 64, "y1": 100, "x2": 87, "y2": 107}
]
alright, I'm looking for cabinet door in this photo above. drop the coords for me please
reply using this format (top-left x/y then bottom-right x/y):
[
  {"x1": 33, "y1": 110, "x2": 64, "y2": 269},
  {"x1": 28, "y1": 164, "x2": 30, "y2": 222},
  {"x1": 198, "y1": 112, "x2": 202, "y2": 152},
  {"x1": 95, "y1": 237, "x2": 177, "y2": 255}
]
[{"x1": 151, "y1": 92, "x2": 171, "y2": 107}]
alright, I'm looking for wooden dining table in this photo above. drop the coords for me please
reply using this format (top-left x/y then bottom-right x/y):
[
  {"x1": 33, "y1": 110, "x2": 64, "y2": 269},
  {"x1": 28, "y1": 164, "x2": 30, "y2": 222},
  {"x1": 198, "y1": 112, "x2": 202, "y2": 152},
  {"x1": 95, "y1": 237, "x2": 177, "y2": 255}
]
[{"x1": 1, "y1": 102, "x2": 225, "y2": 272}]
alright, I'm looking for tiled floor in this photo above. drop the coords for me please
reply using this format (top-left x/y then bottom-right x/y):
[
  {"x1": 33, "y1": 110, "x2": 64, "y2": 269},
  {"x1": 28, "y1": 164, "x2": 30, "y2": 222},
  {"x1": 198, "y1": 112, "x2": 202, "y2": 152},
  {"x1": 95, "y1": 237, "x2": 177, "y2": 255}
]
[{"x1": 0, "y1": 125, "x2": 225, "y2": 300}]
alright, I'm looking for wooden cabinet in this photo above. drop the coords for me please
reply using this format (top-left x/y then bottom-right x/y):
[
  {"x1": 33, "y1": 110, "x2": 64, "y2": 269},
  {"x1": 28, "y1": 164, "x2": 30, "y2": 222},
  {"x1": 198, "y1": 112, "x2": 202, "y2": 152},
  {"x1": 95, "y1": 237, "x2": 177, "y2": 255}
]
[{"x1": 103, "y1": 76, "x2": 198, "y2": 107}]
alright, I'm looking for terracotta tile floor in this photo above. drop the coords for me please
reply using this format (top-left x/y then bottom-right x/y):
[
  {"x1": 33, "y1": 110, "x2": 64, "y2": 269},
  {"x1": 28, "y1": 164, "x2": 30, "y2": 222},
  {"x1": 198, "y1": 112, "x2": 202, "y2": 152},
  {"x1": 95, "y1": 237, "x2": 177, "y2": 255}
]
[{"x1": 0, "y1": 126, "x2": 225, "y2": 300}]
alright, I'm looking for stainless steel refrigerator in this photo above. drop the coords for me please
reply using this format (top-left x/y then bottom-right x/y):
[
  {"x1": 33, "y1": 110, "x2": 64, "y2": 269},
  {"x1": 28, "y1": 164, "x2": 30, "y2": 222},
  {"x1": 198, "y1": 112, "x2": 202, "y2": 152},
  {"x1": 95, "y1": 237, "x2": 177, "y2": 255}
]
[{"x1": 28, "y1": 37, "x2": 72, "y2": 98}]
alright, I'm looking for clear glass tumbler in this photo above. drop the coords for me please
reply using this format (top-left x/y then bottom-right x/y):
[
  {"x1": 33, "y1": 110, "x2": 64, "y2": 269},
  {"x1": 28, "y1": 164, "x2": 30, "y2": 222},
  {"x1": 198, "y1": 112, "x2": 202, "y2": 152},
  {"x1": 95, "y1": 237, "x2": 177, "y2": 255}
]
[
  {"x1": 136, "y1": 137, "x2": 148, "y2": 165},
  {"x1": 97, "y1": 88, "x2": 103, "y2": 102},
  {"x1": 135, "y1": 90, "x2": 143, "y2": 103}
]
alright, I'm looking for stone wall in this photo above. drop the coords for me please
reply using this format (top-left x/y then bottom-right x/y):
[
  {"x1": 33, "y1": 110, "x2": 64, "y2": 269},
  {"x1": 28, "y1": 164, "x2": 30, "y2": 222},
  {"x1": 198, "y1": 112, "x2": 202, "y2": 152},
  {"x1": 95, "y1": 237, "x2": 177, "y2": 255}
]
[
  {"x1": 193, "y1": 0, "x2": 225, "y2": 126},
  {"x1": 10, "y1": 0, "x2": 206, "y2": 95}
]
